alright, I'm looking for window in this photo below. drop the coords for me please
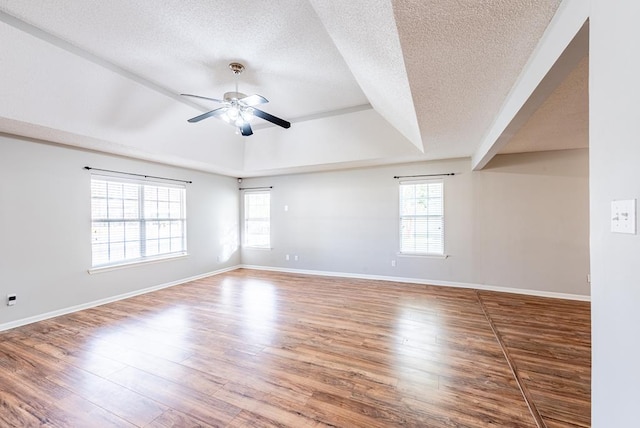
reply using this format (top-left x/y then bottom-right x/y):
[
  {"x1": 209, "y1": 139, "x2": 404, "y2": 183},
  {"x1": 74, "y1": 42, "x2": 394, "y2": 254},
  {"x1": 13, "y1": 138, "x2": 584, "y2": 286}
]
[
  {"x1": 244, "y1": 191, "x2": 271, "y2": 248},
  {"x1": 90, "y1": 176, "x2": 187, "y2": 268},
  {"x1": 399, "y1": 180, "x2": 444, "y2": 255}
]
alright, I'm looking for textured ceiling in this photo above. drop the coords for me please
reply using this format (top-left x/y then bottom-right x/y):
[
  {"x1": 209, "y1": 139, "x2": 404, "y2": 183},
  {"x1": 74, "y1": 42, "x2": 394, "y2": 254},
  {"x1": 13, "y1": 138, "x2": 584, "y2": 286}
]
[
  {"x1": 501, "y1": 54, "x2": 588, "y2": 154},
  {"x1": 0, "y1": 0, "x2": 367, "y2": 118},
  {"x1": 0, "y1": 0, "x2": 582, "y2": 177},
  {"x1": 393, "y1": 0, "x2": 562, "y2": 159}
]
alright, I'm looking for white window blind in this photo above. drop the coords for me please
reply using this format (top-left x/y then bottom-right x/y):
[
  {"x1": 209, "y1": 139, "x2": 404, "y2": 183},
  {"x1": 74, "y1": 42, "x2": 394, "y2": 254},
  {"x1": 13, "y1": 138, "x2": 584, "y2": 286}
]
[
  {"x1": 399, "y1": 180, "x2": 444, "y2": 255},
  {"x1": 91, "y1": 176, "x2": 187, "y2": 267},
  {"x1": 244, "y1": 191, "x2": 271, "y2": 248}
]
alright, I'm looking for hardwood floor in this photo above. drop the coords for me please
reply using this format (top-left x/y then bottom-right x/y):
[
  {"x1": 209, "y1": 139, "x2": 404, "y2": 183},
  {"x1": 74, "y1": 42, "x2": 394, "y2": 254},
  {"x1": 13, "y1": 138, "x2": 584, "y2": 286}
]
[
  {"x1": 477, "y1": 292, "x2": 591, "y2": 427},
  {"x1": 0, "y1": 269, "x2": 590, "y2": 427}
]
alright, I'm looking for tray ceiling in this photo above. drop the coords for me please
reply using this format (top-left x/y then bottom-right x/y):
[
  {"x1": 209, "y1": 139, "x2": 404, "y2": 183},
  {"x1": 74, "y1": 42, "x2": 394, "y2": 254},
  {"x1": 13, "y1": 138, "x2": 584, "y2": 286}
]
[{"x1": 0, "y1": 0, "x2": 586, "y2": 177}]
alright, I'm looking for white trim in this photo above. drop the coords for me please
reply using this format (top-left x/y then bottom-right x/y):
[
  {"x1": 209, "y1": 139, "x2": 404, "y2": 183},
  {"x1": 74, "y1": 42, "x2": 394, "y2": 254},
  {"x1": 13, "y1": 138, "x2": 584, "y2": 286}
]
[
  {"x1": 88, "y1": 253, "x2": 189, "y2": 274},
  {"x1": 399, "y1": 180, "x2": 445, "y2": 256},
  {"x1": 0, "y1": 265, "x2": 240, "y2": 332},
  {"x1": 398, "y1": 177, "x2": 443, "y2": 185},
  {"x1": 240, "y1": 264, "x2": 591, "y2": 302},
  {"x1": 397, "y1": 252, "x2": 449, "y2": 259},
  {"x1": 243, "y1": 191, "x2": 271, "y2": 249}
]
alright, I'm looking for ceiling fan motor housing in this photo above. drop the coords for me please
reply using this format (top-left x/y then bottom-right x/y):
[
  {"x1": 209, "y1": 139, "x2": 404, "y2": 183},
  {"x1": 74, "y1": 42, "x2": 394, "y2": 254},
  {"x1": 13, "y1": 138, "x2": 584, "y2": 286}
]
[
  {"x1": 224, "y1": 91, "x2": 247, "y2": 101},
  {"x1": 229, "y1": 62, "x2": 245, "y2": 74}
]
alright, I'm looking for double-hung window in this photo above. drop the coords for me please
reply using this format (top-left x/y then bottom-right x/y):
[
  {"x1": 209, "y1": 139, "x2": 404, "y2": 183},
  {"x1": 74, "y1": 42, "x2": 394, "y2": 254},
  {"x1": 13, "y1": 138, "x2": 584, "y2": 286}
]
[
  {"x1": 90, "y1": 175, "x2": 187, "y2": 268},
  {"x1": 399, "y1": 180, "x2": 444, "y2": 255},
  {"x1": 243, "y1": 191, "x2": 271, "y2": 248}
]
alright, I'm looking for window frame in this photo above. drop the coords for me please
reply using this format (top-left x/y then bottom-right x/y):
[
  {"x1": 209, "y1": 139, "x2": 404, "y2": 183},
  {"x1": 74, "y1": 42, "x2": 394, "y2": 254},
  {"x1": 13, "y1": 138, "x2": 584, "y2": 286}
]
[
  {"x1": 243, "y1": 190, "x2": 271, "y2": 249},
  {"x1": 398, "y1": 179, "x2": 445, "y2": 256},
  {"x1": 89, "y1": 174, "x2": 188, "y2": 270}
]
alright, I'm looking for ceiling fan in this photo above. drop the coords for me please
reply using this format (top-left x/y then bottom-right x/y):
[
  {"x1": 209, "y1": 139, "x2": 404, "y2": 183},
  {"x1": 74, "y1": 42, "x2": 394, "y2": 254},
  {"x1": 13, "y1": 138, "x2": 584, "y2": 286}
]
[{"x1": 181, "y1": 62, "x2": 291, "y2": 136}]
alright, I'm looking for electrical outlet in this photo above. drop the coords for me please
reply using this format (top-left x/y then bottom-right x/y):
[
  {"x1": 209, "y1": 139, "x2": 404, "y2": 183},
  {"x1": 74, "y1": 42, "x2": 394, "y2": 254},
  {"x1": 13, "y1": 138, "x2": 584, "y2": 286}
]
[
  {"x1": 7, "y1": 294, "x2": 16, "y2": 306},
  {"x1": 285, "y1": 254, "x2": 290, "y2": 261},
  {"x1": 391, "y1": 260, "x2": 396, "y2": 267},
  {"x1": 294, "y1": 255, "x2": 299, "y2": 261}
]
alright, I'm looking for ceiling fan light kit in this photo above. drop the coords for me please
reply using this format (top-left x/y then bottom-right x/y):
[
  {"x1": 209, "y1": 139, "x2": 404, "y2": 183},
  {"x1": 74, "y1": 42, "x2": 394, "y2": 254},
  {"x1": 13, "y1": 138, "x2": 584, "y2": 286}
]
[{"x1": 181, "y1": 62, "x2": 291, "y2": 136}]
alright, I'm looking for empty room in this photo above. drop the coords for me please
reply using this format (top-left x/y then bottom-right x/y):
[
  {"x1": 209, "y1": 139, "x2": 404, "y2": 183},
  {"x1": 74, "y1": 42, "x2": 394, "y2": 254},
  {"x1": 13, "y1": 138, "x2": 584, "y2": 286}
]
[{"x1": 0, "y1": 1, "x2": 638, "y2": 427}]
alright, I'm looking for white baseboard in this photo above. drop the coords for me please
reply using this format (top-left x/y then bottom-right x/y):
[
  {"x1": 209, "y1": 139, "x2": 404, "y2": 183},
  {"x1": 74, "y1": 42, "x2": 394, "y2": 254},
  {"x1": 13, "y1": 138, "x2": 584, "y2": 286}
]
[
  {"x1": 240, "y1": 264, "x2": 591, "y2": 302},
  {"x1": 0, "y1": 265, "x2": 241, "y2": 332},
  {"x1": 0, "y1": 263, "x2": 590, "y2": 332}
]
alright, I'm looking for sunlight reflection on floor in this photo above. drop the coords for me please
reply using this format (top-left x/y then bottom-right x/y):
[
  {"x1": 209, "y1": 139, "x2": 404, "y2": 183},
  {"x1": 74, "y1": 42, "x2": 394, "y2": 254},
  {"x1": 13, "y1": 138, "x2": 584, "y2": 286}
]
[
  {"x1": 241, "y1": 280, "x2": 277, "y2": 345},
  {"x1": 394, "y1": 302, "x2": 442, "y2": 398}
]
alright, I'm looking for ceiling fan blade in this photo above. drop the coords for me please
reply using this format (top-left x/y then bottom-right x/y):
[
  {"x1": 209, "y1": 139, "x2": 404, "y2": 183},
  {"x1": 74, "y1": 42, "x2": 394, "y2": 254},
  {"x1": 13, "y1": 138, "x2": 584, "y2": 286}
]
[
  {"x1": 240, "y1": 94, "x2": 269, "y2": 106},
  {"x1": 181, "y1": 93, "x2": 223, "y2": 103},
  {"x1": 252, "y1": 108, "x2": 291, "y2": 129},
  {"x1": 187, "y1": 107, "x2": 228, "y2": 123},
  {"x1": 240, "y1": 122, "x2": 253, "y2": 136}
]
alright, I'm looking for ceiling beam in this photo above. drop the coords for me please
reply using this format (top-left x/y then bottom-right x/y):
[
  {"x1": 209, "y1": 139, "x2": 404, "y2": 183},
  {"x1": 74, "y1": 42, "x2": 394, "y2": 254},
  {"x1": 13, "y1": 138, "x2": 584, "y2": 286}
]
[
  {"x1": 471, "y1": 0, "x2": 590, "y2": 171},
  {"x1": 308, "y1": 0, "x2": 424, "y2": 152}
]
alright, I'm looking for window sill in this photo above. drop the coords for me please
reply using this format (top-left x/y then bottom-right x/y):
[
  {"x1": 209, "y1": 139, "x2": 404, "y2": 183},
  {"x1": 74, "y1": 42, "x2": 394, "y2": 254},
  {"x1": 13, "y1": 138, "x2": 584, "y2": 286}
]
[
  {"x1": 88, "y1": 253, "x2": 189, "y2": 274},
  {"x1": 397, "y1": 252, "x2": 448, "y2": 259},
  {"x1": 242, "y1": 246, "x2": 273, "y2": 251}
]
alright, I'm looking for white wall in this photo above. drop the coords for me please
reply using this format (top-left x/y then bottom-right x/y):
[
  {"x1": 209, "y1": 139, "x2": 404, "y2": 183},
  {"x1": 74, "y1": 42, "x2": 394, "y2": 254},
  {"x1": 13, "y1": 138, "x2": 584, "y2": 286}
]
[
  {"x1": 241, "y1": 149, "x2": 590, "y2": 297},
  {"x1": 0, "y1": 131, "x2": 590, "y2": 331},
  {"x1": 474, "y1": 149, "x2": 590, "y2": 295},
  {"x1": 590, "y1": 0, "x2": 640, "y2": 425},
  {"x1": 0, "y1": 134, "x2": 240, "y2": 327}
]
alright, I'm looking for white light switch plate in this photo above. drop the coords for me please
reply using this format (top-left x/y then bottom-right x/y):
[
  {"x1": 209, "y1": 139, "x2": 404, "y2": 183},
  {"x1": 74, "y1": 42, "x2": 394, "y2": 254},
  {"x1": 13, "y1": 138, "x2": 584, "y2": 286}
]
[{"x1": 611, "y1": 199, "x2": 636, "y2": 234}]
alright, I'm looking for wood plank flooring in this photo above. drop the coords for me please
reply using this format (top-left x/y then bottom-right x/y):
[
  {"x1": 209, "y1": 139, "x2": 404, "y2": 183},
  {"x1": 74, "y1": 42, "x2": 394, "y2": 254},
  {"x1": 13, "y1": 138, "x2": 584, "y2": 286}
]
[
  {"x1": 477, "y1": 291, "x2": 591, "y2": 427},
  {"x1": 0, "y1": 269, "x2": 590, "y2": 427}
]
